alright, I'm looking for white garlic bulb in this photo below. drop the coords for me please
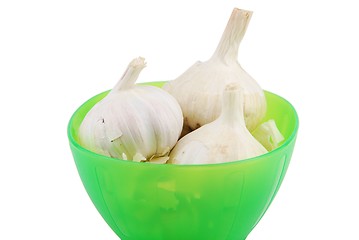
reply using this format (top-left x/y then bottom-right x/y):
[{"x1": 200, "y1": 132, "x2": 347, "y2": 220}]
[
  {"x1": 252, "y1": 119, "x2": 285, "y2": 151},
  {"x1": 79, "y1": 57, "x2": 183, "y2": 163},
  {"x1": 168, "y1": 83, "x2": 267, "y2": 165},
  {"x1": 163, "y1": 8, "x2": 266, "y2": 132}
]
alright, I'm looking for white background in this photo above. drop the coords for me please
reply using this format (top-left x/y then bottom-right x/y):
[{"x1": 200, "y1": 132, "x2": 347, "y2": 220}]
[{"x1": 1, "y1": 0, "x2": 358, "y2": 239}]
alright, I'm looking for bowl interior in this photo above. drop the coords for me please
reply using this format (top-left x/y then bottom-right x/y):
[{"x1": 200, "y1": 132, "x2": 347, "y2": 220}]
[{"x1": 68, "y1": 81, "x2": 298, "y2": 240}]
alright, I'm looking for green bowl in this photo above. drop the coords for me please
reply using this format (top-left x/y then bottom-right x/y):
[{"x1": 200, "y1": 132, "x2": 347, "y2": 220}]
[{"x1": 67, "y1": 81, "x2": 299, "y2": 240}]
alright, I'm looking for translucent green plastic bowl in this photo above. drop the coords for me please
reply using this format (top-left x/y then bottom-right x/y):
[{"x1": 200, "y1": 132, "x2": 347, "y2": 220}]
[{"x1": 67, "y1": 81, "x2": 298, "y2": 240}]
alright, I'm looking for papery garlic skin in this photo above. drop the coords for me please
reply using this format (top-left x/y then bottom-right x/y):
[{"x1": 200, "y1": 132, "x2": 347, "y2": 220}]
[
  {"x1": 252, "y1": 119, "x2": 285, "y2": 151},
  {"x1": 79, "y1": 57, "x2": 183, "y2": 163},
  {"x1": 168, "y1": 83, "x2": 267, "y2": 165},
  {"x1": 163, "y1": 8, "x2": 266, "y2": 132}
]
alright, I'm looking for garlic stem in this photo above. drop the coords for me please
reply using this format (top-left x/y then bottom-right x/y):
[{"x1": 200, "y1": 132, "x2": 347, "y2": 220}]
[
  {"x1": 111, "y1": 57, "x2": 146, "y2": 92},
  {"x1": 220, "y1": 83, "x2": 246, "y2": 126},
  {"x1": 210, "y1": 8, "x2": 252, "y2": 65}
]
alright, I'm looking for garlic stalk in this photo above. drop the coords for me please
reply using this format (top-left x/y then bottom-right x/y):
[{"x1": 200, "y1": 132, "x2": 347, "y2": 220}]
[
  {"x1": 252, "y1": 119, "x2": 285, "y2": 151},
  {"x1": 163, "y1": 8, "x2": 266, "y2": 132},
  {"x1": 168, "y1": 83, "x2": 267, "y2": 165},
  {"x1": 78, "y1": 57, "x2": 183, "y2": 163}
]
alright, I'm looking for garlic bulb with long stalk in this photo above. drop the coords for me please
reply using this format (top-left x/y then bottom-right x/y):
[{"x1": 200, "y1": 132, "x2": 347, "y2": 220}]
[
  {"x1": 78, "y1": 57, "x2": 183, "y2": 163},
  {"x1": 163, "y1": 8, "x2": 266, "y2": 132},
  {"x1": 168, "y1": 83, "x2": 267, "y2": 165}
]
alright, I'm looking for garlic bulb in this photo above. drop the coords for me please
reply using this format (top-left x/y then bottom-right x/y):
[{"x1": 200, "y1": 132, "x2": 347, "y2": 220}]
[
  {"x1": 168, "y1": 83, "x2": 267, "y2": 165},
  {"x1": 163, "y1": 8, "x2": 266, "y2": 132},
  {"x1": 78, "y1": 57, "x2": 183, "y2": 163},
  {"x1": 252, "y1": 119, "x2": 285, "y2": 151}
]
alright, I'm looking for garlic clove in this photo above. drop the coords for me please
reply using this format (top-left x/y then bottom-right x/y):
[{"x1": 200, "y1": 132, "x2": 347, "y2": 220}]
[
  {"x1": 164, "y1": 8, "x2": 266, "y2": 132},
  {"x1": 168, "y1": 82, "x2": 267, "y2": 165},
  {"x1": 121, "y1": 153, "x2": 128, "y2": 160},
  {"x1": 168, "y1": 140, "x2": 210, "y2": 165},
  {"x1": 252, "y1": 119, "x2": 285, "y2": 151},
  {"x1": 149, "y1": 156, "x2": 170, "y2": 164},
  {"x1": 133, "y1": 152, "x2": 146, "y2": 162}
]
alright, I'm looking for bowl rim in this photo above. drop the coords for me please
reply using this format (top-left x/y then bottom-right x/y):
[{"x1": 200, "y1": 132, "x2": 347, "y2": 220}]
[{"x1": 67, "y1": 81, "x2": 299, "y2": 168}]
